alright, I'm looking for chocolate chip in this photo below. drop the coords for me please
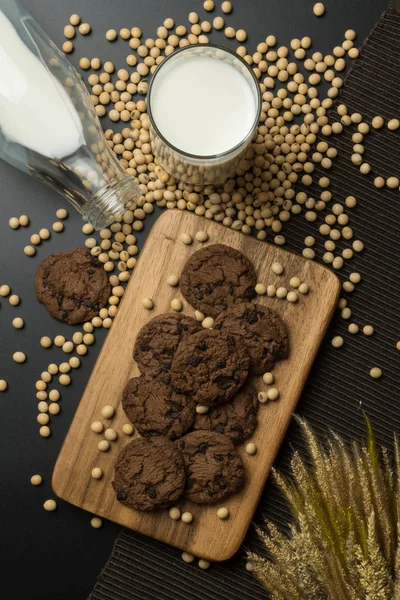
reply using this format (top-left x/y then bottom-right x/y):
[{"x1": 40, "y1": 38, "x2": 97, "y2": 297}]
[
  {"x1": 244, "y1": 309, "x2": 258, "y2": 324},
  {"x1": 188, "y1": 355, "x2": 202, "y2": 367},
  {"x1": 245, "y1": 287, "x2": 257, "y2": 299},
  {"x1": 198, "y1": 443, "x2": 208, "y2": 453},
  {"x1": 196, "y1": 341, "x2": 207, "y2": 351},
  {"x1": 147, "y1": 487, "x2": 157, "y2": 499},
  {"x1": 206, "y1": 283, "x2": 214, "y2": 295},
  {"x1": 218, "y1": 478, "x2": 227, "y2": 490},
  {"x1": 212, "y1": 375, "x2": 233, "y2": 390},
  {"x1": 117, "y1": 491, "x2": 128, "y2": 501},
  {"x1": 168, "y1": 410, "x2": 181, "y2": 419}
]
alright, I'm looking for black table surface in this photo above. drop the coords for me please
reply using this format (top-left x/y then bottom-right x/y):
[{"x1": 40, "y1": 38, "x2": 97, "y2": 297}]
[{"x1": 0, "y1": 1, "x2": 389, "y2": 599}]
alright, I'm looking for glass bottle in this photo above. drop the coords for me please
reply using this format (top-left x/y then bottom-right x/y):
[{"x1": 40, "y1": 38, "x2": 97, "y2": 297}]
[{"x1": 0, "y1": 0, "x2": 141, "y2": 229}]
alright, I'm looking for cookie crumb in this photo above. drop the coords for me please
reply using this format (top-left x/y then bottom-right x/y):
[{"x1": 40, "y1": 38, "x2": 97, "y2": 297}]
[
  {"x1": 196, "y1": 404, "x2": 209, "y2": 414},
  {"x1": 0, "y1": 380, "x2": 8, "y2": 392},
  {"x1": 217, "y1": 507, "x2": 229, "y2": 519},
  {"x1": 194, "y1": 310, "x2": 205, "y2": 322},
  {"x1": 198, "y1": 559, "x2": 211, "y2": 570}
]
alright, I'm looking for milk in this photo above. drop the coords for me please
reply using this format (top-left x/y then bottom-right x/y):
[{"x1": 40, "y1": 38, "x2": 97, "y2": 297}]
[
  {"x1": 149, "y1": 54, "x2": 258, "y2": 157},
  {"x1": 0, "y1": 9, "x2": 84, "y2": 159}
]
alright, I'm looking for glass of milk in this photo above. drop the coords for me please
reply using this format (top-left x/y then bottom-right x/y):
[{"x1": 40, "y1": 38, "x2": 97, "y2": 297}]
[
  {"x1": 148, "y1": 44, "x2": 261, "y2": 186},
  {"x1": 0, "y1": 0, "x2": 141, "y2": 228}
]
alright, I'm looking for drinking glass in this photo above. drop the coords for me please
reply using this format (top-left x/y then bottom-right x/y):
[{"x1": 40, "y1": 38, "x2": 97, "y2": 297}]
[{"x1": 147, "y1": 44, "x2": 261, "y2": 186}]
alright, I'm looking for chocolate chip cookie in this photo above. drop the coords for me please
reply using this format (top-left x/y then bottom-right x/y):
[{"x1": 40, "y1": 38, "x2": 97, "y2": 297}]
[
  {"x1": 214, "y1": 303, "x2": 289, "y2": 374},
  {"x1": 175, "y1": 431, "x2": 244, "y2": 504},
  {"x1": 133, "y1": 313, "x2": 201, "y2": 379},
  {"x1": 193, "y1": 382, "x2": 258, "y2": 445},
  {"x1": 180, "y1": 244, "x2": 257, "y2": 318},
  {"x1": 122, "y1": 375, "x2": 196, "y2": 440},
  {"x1": 112, "y1": 436, "x2": 186, "y2": 511},
  {"x1": 34, "y1": 248, "x2": 110, "y2": 324},
  {"x1": 170, "y1": 329, "x2": 250, "y2": 406}
]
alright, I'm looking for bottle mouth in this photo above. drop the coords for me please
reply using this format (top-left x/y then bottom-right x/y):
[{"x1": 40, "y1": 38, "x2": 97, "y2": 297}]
[{"x1": 81, "y1": 176, "x2": 141, "y2": 229}]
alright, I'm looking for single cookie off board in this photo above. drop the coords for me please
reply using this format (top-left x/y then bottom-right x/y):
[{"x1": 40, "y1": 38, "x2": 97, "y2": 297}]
[{"x1": 53, "y1": 210, "x2": 340, "y2": 561}]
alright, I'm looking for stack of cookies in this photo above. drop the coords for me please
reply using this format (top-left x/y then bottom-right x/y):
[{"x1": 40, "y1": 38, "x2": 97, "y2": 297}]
[{"x1": 113, "y1": 245, "x2": 289, "y2": 511}]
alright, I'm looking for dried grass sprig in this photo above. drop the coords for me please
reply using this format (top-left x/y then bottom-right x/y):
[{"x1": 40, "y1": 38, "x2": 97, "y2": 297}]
[{"x1": 249, "y1": 417, "x2": 400, "y2": 600}]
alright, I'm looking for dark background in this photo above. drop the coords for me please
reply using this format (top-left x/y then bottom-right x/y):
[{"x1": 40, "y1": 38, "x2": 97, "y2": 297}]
[{"x1": 0, "y1": 1, "x2": 391, "y2": 599}]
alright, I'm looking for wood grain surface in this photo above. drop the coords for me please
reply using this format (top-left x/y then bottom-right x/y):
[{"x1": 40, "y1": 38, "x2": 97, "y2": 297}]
[{"x1": 52, "y1": 210, "x2": 340, "y2": 561}]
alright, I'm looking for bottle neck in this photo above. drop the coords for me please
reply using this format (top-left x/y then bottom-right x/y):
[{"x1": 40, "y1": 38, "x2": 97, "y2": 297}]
[{"x1": 81, "y1": 175, "x2": 141, "y2": 229}]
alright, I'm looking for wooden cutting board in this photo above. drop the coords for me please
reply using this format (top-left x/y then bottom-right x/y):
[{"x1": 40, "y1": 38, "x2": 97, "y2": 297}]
[{"x1": 52, "y1": 209, "x2": 340, "y2": 561}]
